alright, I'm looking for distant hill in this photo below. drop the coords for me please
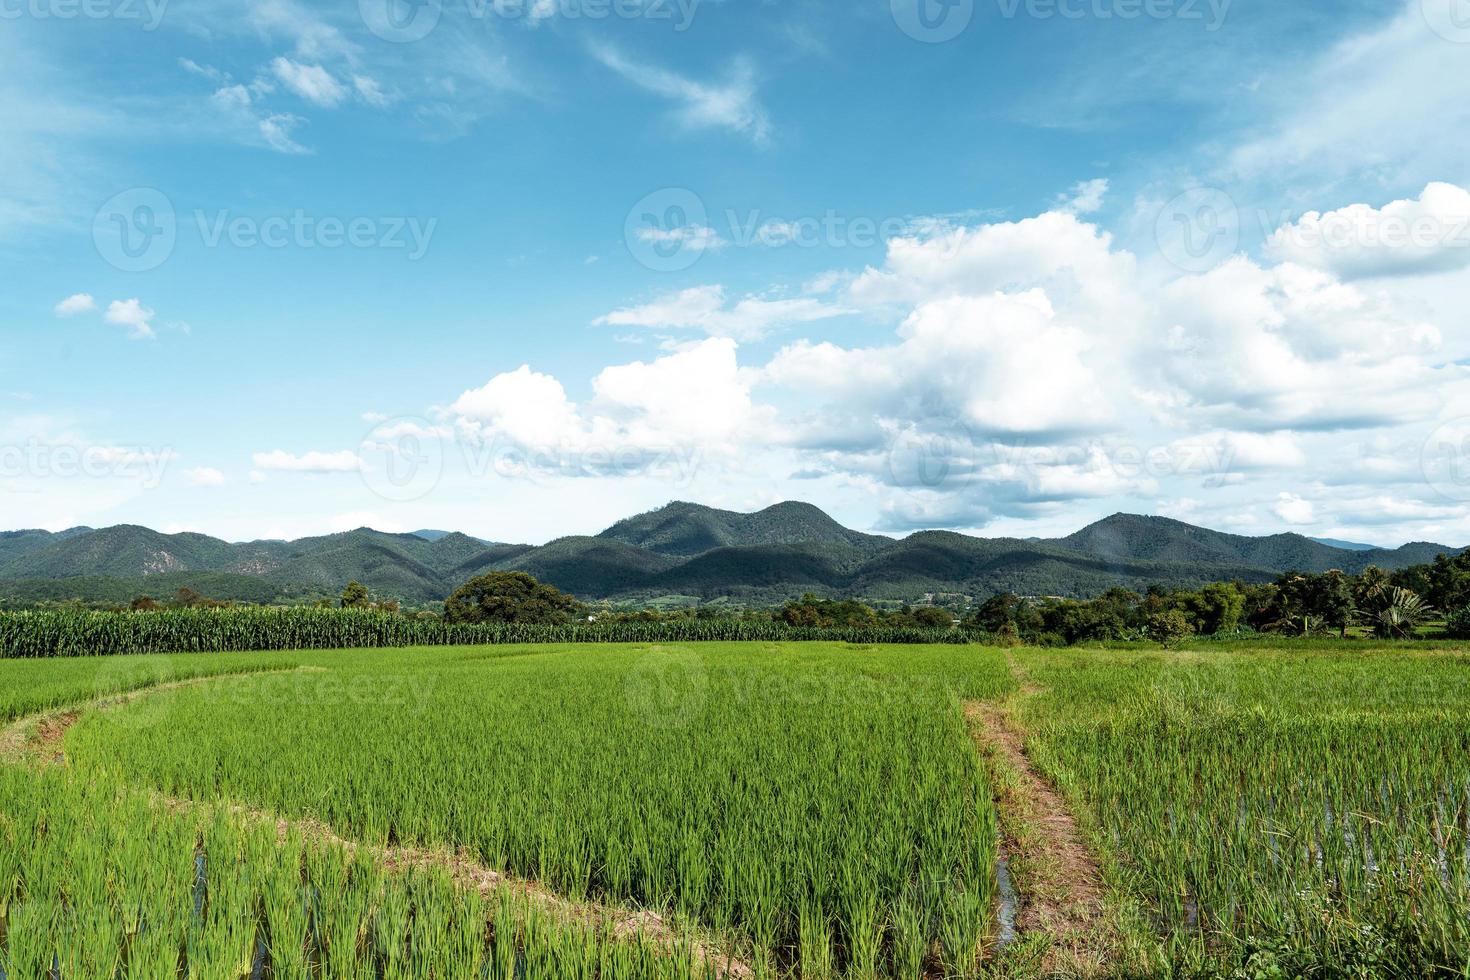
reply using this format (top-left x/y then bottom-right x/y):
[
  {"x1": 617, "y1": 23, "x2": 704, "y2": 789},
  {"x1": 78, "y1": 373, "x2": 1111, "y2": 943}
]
[
  {"x1": 599, "y1": 501, "x2": 889, "y2": 556},
  {"x1": 1058, "y1": 514, "x2": 1449, "y2": 576},
  {"x1": 0, "y1": 504, "x2": 1460, "y2": 607},
  {"x1": 1311, "y1": 537, "x2": 1377, "y2": 552}
]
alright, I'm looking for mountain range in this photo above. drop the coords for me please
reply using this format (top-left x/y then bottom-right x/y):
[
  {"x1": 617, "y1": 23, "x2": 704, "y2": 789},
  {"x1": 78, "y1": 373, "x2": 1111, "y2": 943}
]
[{"x1": 0, "y1": 502, "x2": 1460, "y2": 607}]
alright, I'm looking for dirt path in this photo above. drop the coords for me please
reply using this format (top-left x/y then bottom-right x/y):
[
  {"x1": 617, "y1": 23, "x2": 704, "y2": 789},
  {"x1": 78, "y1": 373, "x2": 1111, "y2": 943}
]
[
  {"x1": 967, "y1": 663, "x2": 1114, "y2": 975},
  {"x1": 1, "y1": 669, "x2": 753, "y2": 979},
  {"x1": 0, "y1": 668, "x2": 325, "y2": 764}
]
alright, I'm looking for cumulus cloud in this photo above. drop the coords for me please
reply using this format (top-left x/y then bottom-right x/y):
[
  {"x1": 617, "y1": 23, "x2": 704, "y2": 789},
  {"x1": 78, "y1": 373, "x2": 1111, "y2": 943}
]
[
  {"x1": 53, "y1": 293, "x2": 95, "y2": 316},
  {"x1": 103, "y1": 299, "x2": 156, "y2": 340},
  {"x1": 185, "y1": 467, "x2": 227, "y2": 487},
  {"x1": 595, "y1": 285, "x2": 847, "y2": 341},
  {"x1": 766, "y1": 289, "x2": 1113, "y2": 442},
  {"x1": 424, "y1": 184, "x2": 1467, "y2": 538},
  {"x1": 251, "y1": 449, "x2": 362, "y2": 472},
  {"x1": 1154, "y1": 256, "x2": 1446, "y2": 431},
  {"x1": 1060, "y1": 177, "x2": 1109, "y2": 215},
  {"x1": 1266, "y1": 182, "x2": 1470, "y2": 280},
  {"x1": 1272, "y1": 492, "x2": 1317, "y2": 525},
  {"x1": 451, "y1": 338, "x2": 762, "y2": 476}
]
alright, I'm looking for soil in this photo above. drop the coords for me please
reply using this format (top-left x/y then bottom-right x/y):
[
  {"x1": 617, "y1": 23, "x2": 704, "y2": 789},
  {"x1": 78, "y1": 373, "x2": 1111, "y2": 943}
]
[{"x1": 967, "y1": 695, "x2": 1112, "y2": 975}]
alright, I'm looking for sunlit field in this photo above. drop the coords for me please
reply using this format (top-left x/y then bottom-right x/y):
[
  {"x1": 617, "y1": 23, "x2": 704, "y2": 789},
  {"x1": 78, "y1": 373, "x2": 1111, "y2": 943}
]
[{"x1": 3, "y1": 641, "x2": 1469, "y2": 977}]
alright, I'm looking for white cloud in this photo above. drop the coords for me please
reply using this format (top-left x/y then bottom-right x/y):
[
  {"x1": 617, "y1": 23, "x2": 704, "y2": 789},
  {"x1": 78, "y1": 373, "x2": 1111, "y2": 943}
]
[
  {"x1": 258, "y1": 113, "x2": 310, "y2": 154},
  {"x1": 1060, "y1": 177, "x2": 1109, "y2": 215},
  {"x1": 595, "y1": 285, "x2": 847, "y2": 341},
  {"x1": 103, "y1": 299, "x2": 157, "y2": 340},
  {"x1": 591, "y1": 45, "x2": 771, "y2": 144},
  {"x1": 1272, "y1": 492, "x2": 1317, "y2": 525},
  {"x1": 352, "y1": 74, "x2": 389, "y2": 108},
  {"x1": 634, "y1": 223, "x2": 725, "y2": 253},
  {"x1": 1155, "y1": 256, "x2": 1447, "y2": 431},
  {"x1": 186, "y1": 467, "x2": 227, "y2": 487},
  {"x1": 1166, "y1": 431, "x2": 1306, "y2": 477},
  {"x1": 767, "y1": 289, "x2": 1113, "y2": 442},
  {"x1": 451, "y1": 338, "x2": 761, "y2": 476},
  {"x1": 1266, "y1": 182, "x2": 1470, "y2": 280},
  {"x1": 1227, "y1": 4, "x2": 1470, "y2": 191},
  {"x1": 251, "y1": 449, "x2": 362, "y2": 473},
  {"x1": 270, "y1": 57, "x2": 347, "y2": 107},
  {"x1": 53, "y1": 293, "x2": 95, "y2": 316},
  {"x1": 211, "y1": 84, "x2": 253, "y2": 110},
  {"x1": 847, "y1": 209, "x2": 1140, "y2": 326}
]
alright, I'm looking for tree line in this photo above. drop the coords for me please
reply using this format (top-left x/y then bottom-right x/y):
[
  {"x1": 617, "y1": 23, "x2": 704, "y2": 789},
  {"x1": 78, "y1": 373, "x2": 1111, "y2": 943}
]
[{"x1": 64, "y1": 548, "x2": 1470, "y2": 648}]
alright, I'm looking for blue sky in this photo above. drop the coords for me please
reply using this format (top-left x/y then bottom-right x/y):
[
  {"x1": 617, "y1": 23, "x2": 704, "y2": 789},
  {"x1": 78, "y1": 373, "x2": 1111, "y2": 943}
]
[{"x1": 5, "y1": 0, "x2": 1470, "y2": 545}]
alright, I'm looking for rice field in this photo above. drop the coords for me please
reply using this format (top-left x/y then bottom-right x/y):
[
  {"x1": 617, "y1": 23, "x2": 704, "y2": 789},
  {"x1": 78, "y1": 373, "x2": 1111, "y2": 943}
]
[
  {"x1": 1014, "y1": 646, "x2": 1470, "y2": 976},
  {"x1": 3, "y1": 641, "x2": 1470, "y2": 977}
]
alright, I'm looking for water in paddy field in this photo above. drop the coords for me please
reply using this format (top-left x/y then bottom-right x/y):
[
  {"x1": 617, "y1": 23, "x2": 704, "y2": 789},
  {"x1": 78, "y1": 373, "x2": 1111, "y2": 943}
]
[{"x1": 994, "y1": 851, "x2": 1019, "y2": 950}]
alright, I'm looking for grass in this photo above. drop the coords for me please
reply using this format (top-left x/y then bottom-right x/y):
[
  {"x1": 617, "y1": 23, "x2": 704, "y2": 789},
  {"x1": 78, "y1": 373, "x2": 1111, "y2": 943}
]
[
  {"x1": 1013, "y1": 645, "x2": 1470, "y2": 976},
  {"x1": 58, "y1": 642, "x2": 1013, "y2": 977},
  {"x1": 4, "y1": 640, "x2": 1470, "y2": 977},
  {"x1": 0, "y1": 764, "x2": 716, "y2": 979}
]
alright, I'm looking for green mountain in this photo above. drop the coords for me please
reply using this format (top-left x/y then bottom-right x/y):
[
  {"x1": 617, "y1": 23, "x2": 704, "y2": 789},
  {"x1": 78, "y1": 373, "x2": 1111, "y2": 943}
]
[
  {"x1": 599, "y1": 501, "x2": 889, "y2": 556},
  {"x1": 1058, "y1": 514, "x2": 1449, "y2": 576},
  {"x1": 0, "y1": 505, "x2": 1460, "y2": 607}
]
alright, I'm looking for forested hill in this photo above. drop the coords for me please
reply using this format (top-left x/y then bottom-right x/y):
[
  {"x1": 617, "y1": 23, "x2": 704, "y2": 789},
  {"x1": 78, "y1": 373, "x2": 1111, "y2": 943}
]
[{"x1": 0, "y1": 503, "x2": 1459, "y2": 606}]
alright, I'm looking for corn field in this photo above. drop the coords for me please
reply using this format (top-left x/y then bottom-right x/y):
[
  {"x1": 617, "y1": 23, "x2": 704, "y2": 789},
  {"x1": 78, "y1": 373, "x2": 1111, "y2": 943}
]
[{"x1": 0, "y1": 609, "x2": 980, "y2": 658}]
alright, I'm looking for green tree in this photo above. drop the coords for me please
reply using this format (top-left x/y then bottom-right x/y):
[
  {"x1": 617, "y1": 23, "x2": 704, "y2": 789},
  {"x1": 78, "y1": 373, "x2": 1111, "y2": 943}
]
[
  {"x1": 340, "y1": 581, "x2": 371, "y2": 609},
  {"x1": 912, "y1": 606, "x2": 953, "y2": 628},
  {"x1": 1182, "y1": 582, "x2": 1245, "y2": 635},
  {"x1": 1146, "y1": 609, "x2": 1195, "y2": 649},
  {"x1": 1316, "y1": 570, "x2": 1357, "y2": 638},
  {"x1": 779, "y1": 594, "x2": 880, "y2": 628},
  {"x1": 444, "y1": 572, "x2": 584, "y2": 625},
  {"x1": 1361, "y1": 587, "x2": 1434, "y2": 640}
]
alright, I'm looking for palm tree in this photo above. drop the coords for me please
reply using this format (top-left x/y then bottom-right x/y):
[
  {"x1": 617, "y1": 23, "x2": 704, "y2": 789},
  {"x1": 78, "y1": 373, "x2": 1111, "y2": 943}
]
[{"x1": 1362, "y1": 587, "x2": 1434, "y2": 640}]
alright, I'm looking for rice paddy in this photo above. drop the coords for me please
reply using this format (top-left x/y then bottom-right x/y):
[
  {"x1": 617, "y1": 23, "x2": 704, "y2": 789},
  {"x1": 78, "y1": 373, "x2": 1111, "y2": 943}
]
[{"x1": 2, "y1": 641, "x2": 1469, "y2": 977}]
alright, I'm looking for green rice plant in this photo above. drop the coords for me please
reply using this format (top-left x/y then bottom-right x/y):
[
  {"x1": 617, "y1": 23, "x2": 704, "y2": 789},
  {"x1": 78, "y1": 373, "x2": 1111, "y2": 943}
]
[
  {"x1": 1016, "y1": 645, "x2": 1470, "y2": 975},
  {"x1": 62, "y1": 642, "x2": 1010, "y2": 976},
  {"x1": 0, "y1": 759, "x2": 712, "y2": 979}
]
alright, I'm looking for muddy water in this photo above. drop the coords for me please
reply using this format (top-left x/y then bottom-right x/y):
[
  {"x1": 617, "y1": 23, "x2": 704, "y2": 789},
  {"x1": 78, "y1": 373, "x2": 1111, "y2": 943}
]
[{"x1": 993, "y1": 852, "x2": 1019, "y2": 950}]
